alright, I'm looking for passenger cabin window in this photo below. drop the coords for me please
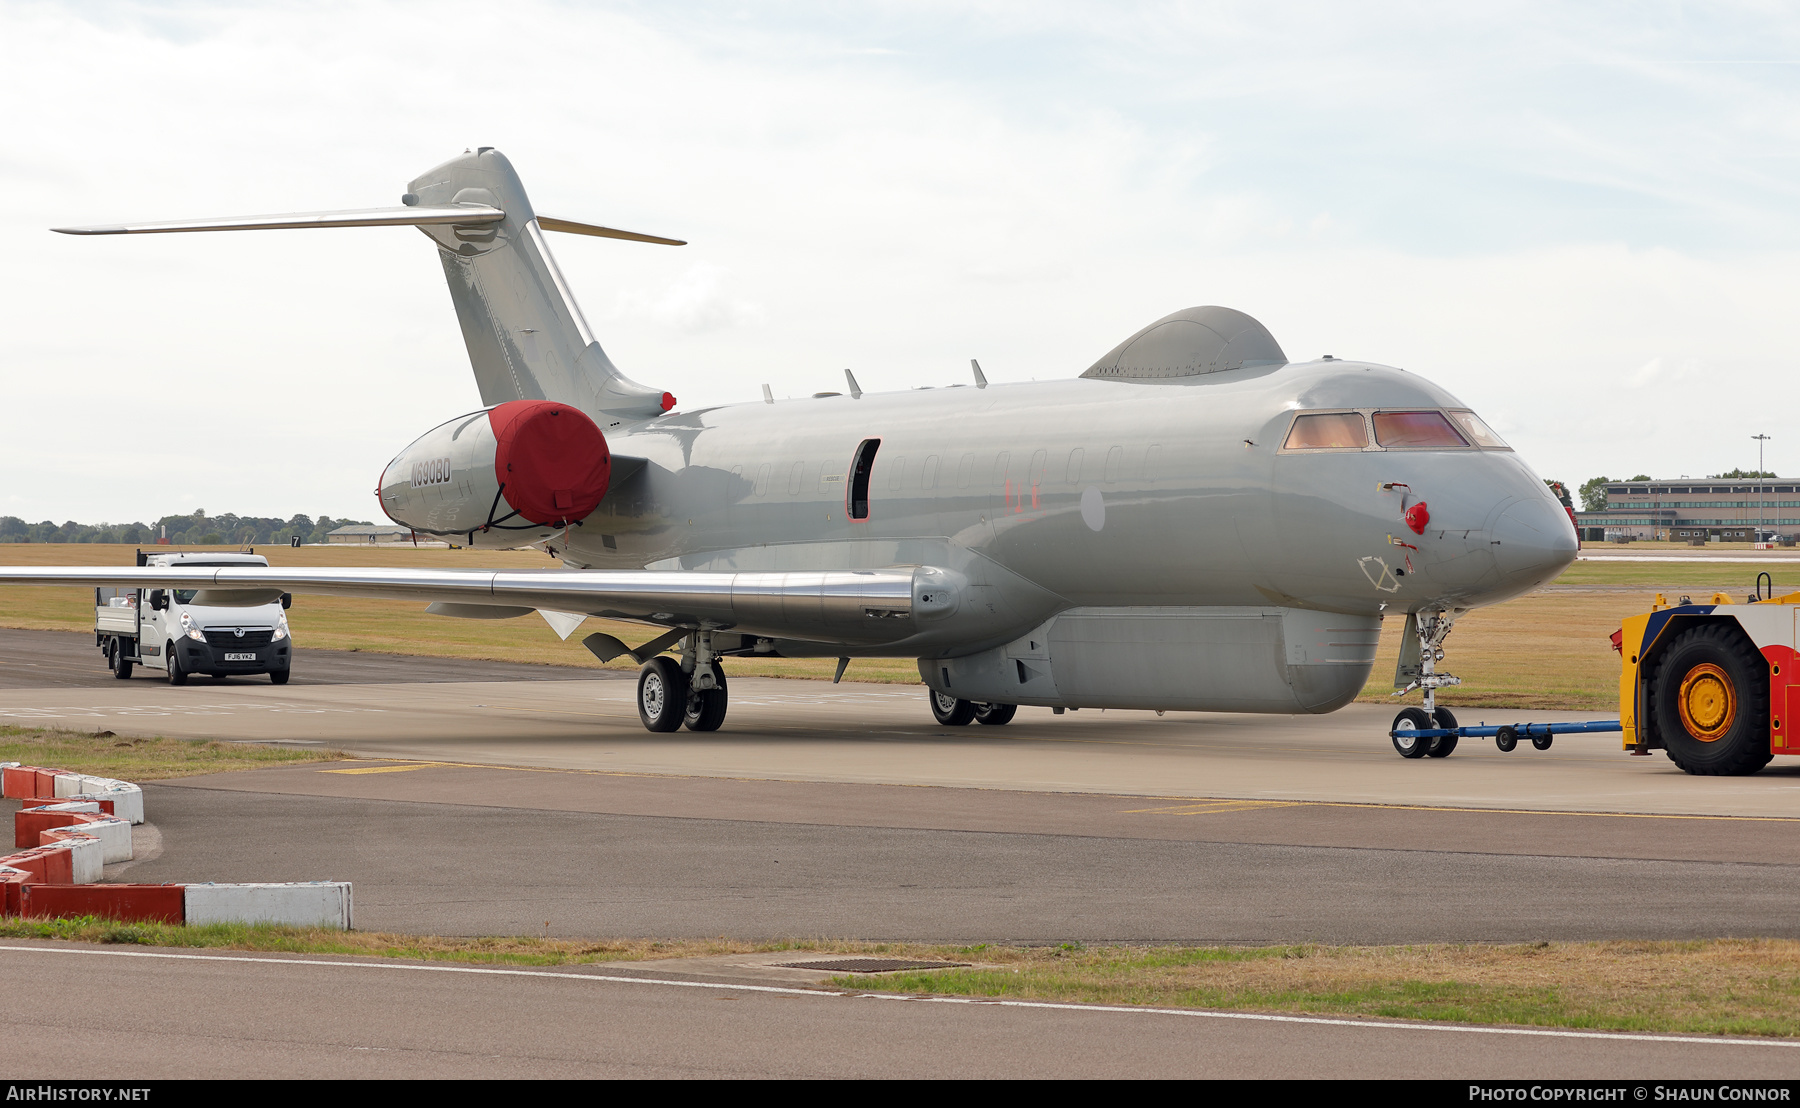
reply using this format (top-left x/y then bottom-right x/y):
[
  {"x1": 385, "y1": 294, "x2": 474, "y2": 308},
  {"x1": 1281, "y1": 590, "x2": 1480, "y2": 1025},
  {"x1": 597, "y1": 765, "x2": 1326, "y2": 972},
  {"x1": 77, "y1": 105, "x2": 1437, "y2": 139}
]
[
  {"x1": 1372, "y1": 411, "x2": 1468, "y2": 449},
  {"x1": 1283, "y1": 412, "x2": 1368, "y2": 451},
  {"x1": 848, "y1": 439, "x2": 879, "y2": 520}
]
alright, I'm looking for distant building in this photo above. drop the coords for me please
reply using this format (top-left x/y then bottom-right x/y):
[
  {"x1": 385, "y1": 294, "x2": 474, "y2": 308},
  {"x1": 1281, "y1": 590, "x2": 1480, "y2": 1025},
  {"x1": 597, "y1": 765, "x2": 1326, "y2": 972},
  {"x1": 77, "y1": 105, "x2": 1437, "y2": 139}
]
[
  {"x1": 326, "y1": 524, "x2": 417, "y2": 544},
  {"x1": 1574, "y1": 478, "x2": 1795, "y2": 542}
]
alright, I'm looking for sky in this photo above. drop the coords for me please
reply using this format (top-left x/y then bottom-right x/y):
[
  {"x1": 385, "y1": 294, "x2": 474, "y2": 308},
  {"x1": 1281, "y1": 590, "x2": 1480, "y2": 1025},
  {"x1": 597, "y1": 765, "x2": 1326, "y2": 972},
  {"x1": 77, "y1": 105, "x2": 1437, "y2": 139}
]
[{"x1": 4, "y1": 0, "x2": 1800, "y2": 523}]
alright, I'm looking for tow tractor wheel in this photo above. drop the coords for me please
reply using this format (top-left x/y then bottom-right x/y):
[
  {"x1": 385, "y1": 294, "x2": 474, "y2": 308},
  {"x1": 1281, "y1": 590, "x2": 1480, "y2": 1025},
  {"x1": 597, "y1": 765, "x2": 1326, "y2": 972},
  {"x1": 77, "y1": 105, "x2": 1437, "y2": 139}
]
[
  {"x1": 974, "y1": 702, "x2": 1017, "y2": 726},
  {"x1": 1425, "y1": 707, "x2": 1459, "y2": 758},
  {"x1": 1391, "y1": 707, "x2": 1431, "y2": 758},
  {"x1": 1651, "y1": 624, "x2": 1772, "y2": 776},
  {"x1": 637, "y1": 656, "x2": 689, "y2": 733},
  {"x1": 684, "y1": 662, "x2": 729, "y2": 732},
  {"x1": 165, "y1": 642, "x2": 187, "y2": 686},
  {"x1": 931, "y1": 690, "x2": 976, "y2": 726}
]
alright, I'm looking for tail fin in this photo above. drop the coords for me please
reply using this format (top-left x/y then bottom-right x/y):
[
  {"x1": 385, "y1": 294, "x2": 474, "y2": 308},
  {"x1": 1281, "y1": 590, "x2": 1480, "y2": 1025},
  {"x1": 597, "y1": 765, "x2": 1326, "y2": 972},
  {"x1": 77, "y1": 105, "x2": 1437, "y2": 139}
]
[
  {"x1": 406, "y1": 149, "x2": 674, "y2": 421},
  {"x1": 54, "y1": 147, "x2": 681, "y2": 423}
]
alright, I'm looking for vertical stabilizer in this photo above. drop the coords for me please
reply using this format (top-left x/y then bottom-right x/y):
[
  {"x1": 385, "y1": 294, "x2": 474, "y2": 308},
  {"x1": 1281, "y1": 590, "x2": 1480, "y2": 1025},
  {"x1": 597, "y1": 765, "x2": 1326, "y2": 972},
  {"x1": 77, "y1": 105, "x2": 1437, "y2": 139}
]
[{"x1": 406, "y1": 149, "x2": 673, "y2": 421}]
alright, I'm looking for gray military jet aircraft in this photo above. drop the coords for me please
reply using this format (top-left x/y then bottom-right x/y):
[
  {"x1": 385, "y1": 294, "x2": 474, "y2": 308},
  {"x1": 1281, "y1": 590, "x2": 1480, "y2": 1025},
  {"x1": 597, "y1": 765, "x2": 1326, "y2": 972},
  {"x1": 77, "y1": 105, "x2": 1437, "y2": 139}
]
[{"x1": 5, "y1": 148, "x2": 1576, "y2": 748}]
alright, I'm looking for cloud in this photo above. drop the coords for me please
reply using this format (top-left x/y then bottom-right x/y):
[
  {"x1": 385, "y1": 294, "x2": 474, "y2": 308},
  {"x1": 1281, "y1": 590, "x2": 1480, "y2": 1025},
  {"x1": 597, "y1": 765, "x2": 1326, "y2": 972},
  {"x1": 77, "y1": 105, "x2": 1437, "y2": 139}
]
[
  {"x1": 6, "y1": 1, "x2": 1800, "y2": 521},
  {"x1": 605, "y1": 264, "x2": 766, "y2": 333}
]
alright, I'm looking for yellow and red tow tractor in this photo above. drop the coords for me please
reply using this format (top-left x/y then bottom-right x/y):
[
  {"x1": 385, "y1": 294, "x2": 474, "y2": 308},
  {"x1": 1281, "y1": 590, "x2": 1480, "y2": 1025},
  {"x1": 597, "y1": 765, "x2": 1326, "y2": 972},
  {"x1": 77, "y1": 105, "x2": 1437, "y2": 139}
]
[{"x1": 1391, "y1": 574, "x2": 1797, "y2": 776}]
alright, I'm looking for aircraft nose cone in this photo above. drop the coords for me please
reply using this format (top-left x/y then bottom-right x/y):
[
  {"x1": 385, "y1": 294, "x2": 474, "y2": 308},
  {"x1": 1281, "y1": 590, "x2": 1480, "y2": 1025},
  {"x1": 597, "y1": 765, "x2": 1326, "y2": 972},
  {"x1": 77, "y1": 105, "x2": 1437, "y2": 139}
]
[{"x1": 1491, "y1": 497, "x2": 1578, "y2": 589}]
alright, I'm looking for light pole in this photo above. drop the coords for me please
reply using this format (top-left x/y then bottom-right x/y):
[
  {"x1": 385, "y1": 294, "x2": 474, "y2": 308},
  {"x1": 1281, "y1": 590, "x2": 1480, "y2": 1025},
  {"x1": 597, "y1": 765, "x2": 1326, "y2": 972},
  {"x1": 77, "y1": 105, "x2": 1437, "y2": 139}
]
[{"x1": 1753, "y1": 434, "x2": 1772, "y2": 544}]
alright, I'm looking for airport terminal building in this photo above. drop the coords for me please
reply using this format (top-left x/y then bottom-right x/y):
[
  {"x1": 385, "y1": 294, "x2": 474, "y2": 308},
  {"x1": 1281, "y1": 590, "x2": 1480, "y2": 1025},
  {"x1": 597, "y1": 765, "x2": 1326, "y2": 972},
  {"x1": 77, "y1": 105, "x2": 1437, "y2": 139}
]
[{"x1": 1574, "y1": 478, "x2": 1797, "y2": 543}]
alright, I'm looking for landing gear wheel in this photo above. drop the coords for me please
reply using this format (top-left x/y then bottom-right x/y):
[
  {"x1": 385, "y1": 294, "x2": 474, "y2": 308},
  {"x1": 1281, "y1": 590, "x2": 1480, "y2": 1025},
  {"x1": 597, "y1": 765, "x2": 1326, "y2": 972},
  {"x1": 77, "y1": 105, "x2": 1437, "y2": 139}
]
[
  {"x1": 637, "y1": 656, "x2": 689, "y2": 733},
  {"x1": 1391, "y1": 707, "x2": 1431, "y2": 758},
  {"x1": 165, "y1": 642, "x2": 187, "y2": 686},
  {"x1": 973, "y1": 702, "x2": 1017, "y2": 726},
  {"x1": 1495, "y1": 726, "x2": 1518, "y2": 753},
  {"x1": 1425, "y1": 707, "x2": 1459, "y2": 757},
  {"x1": 109, "y1": 640, "x2": 132, "y2": 680},
  {"x1": 1652, "y1": 624, "x2": 1771, "y2": 775},
  {"x1": 269, "y1": 668, "x2": 290, "y2": 685},
  {"x1": 931, "y1": 690, "x2": 976, "y2": 726},
  {"x1": 1531, "y1": 733, "x2": 1554, "y2": 751},
  {"x1": 684, "y1": 662, "x2": 729, "y2": 732}
]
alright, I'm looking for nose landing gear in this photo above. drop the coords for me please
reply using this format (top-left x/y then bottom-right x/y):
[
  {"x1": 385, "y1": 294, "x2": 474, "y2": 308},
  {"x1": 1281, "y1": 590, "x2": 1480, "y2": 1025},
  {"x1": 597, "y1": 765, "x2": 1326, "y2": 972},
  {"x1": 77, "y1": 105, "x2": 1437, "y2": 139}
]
[{"x1": 1391, "y1": 608, "x2": 1462, "y2": 758}]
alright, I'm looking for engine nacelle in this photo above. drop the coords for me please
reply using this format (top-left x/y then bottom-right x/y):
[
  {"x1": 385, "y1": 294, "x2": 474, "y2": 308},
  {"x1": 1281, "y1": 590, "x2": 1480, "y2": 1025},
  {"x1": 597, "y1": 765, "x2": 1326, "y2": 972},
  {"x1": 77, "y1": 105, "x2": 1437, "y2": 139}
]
[{"x1": 378, "y1": 400, "x2": 612, "y2": 538}]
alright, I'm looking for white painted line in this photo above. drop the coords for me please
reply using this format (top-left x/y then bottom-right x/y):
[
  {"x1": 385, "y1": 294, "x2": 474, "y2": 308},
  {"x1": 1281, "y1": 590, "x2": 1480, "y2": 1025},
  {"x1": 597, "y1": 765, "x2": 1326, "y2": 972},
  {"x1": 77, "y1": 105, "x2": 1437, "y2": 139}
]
[{"x1": 2, "y1": 944, "x2": 1794, "y2": 1049}]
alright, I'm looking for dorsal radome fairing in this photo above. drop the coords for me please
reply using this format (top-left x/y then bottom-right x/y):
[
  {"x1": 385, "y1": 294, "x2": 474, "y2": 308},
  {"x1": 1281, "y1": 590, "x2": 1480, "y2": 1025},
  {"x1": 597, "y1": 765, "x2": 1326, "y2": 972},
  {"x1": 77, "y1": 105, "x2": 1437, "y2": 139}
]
[{"x1": 1082, "y1": 306, "x2": 1287, "y2": 382}]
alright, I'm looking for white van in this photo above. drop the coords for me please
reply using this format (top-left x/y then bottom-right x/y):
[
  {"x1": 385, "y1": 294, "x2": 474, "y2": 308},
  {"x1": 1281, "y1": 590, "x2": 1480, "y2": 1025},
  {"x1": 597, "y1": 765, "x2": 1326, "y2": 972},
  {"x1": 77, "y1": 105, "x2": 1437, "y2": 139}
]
[{"x1": 95, "y1": 551, "x2": 293, "y2": 684}]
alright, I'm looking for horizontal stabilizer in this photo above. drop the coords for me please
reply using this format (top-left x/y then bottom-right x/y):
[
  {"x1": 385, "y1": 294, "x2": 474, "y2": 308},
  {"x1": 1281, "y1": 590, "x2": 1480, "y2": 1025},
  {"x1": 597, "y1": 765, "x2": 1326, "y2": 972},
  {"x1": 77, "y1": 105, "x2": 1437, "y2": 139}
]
[
  {"x1": 51, "y1": 205, "x2": 506, "y2": 236},
  {"x1": 537, "y1": 216, "x2": 685, "y2": 246}
]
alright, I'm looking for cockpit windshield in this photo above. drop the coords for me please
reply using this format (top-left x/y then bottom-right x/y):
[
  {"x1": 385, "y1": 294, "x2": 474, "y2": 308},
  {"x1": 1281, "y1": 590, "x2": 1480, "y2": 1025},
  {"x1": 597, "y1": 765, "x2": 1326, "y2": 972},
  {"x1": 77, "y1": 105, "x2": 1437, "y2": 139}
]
[
  {"x1": 1371, "y1": 411, "x2": 1468, "y2": 449},
  {"x1": 1281, "y1": 408, "x2": 1511, "y2": 452}
]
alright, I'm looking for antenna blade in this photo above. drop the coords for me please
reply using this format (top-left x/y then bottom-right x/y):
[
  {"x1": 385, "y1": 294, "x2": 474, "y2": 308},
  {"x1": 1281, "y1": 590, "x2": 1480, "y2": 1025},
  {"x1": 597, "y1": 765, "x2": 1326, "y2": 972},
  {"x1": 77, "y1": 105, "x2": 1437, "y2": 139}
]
[
  {"x1": 537, "y1": 216, "x2": 685, "y2": 246},
  {"x1": 52, "y1": 205, "x2": 505, "y2": 235},
  {"x1": 971, "y1": 358, "x2": 988, "y2": 389},
  {"x1": 762, "y1": 384, "x2": 774, "y2": 405},
  {"x1": 845, "y1": 369, "x2": 862, "y2": 399}
]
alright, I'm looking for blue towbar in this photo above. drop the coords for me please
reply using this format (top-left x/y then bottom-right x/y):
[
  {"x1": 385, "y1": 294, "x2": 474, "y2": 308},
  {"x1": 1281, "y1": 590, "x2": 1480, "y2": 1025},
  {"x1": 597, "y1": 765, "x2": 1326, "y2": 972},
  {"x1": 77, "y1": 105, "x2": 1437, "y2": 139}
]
[
  {"x1": 1406, "y1": 720, "x2": 1623, "y2": 740},
  {"x1": 1388, "y1": 715, "x2": 1623, "y2": 757}
]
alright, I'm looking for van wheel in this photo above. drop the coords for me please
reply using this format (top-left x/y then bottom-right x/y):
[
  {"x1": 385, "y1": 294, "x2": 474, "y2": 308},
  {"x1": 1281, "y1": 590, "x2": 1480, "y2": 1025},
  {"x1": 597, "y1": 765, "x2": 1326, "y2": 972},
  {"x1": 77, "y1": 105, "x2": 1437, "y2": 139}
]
[
  {"x1": 269, "y1": 669, "x2": 290, "y2": 685},
  {"x1": 1651, "y1": 624, "x2": 1771, "y2": 775},
  {"x1": 109, "y1": 640, "x2": 133, "y2": 680},
  {"x1": 166, "y1": 643, "x2": 188, "y2": 686}
]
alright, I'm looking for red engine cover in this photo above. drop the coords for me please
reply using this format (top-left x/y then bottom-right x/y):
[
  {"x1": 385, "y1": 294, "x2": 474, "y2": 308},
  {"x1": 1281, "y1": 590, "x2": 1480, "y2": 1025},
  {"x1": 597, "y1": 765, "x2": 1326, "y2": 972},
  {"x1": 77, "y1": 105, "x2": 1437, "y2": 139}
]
[{"x1": 487, "y1": 400, "x2": 612, "y2": 526}]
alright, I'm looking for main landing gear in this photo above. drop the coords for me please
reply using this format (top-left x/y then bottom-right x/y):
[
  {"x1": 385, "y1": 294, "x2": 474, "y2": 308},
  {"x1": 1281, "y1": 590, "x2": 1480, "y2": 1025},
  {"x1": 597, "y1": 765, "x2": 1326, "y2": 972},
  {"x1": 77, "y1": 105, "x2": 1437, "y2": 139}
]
[
  {"x1": 1391, "y1": 608, "x2": 1461, "y2": 759},
  {"x1": 929, "y1": 691, "x2": 1018, "y2": 727},
  {"x1": 636, "y1": 632, "x2": 730, "y2": 733}
]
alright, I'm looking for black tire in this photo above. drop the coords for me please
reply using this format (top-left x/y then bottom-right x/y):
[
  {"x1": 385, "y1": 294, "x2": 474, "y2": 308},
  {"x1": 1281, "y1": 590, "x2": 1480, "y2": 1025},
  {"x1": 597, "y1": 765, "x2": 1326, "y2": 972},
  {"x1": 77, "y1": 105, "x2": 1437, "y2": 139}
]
[
  {"x1": 684, "y1": 663, "x2": 728, "y2": 732},
  {"x1": 637, "y1": 656, "x2": 688, "y2": 733},
  {"x1": 974, "y1": 702, "x2": 1017, "y2": 726},
  {"x1": 1425, "y1": 707, "x2": 1459, "y2": 757},
  {"x1": 166, "y1": 642, "x2": 187, "y2": 686},
  {"x1": 109, "y1": 640, "x2": 133, "y2": 680},
  {"x1": 1651, "y1": 624, "x2": 1771, "y2": 775},
  {"x1": 1391, "y1": 707, "x2": 1431, "y2": 758},
  {"x1": 931, "y1": 690, "x2": 976, "y2": 726},
  {"x1": 269, "y1": 668, "x2": 290, "y2": 686},
  {"x1": 1531, "y1": 733, "x2": 1554, "y2": 751},
  {"x1": 1495, "y1": 726, "x2": 1517, "y2": 753}
]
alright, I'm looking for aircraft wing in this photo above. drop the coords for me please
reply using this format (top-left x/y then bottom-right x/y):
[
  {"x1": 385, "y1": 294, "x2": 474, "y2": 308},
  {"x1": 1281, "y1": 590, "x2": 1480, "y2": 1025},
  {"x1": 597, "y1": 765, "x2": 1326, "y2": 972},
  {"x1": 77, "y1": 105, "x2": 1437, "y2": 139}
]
[{"x1": 0, "y1": 565, "x2": 940, "y2": 646}]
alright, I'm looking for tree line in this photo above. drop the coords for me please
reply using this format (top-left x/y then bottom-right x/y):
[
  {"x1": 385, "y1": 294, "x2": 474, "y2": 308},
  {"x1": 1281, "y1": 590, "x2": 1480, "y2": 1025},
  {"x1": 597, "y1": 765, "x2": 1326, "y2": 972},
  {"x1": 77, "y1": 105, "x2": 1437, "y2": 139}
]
[{"x1": 0, "y1": 511, "x2": 375, "y2": 547}]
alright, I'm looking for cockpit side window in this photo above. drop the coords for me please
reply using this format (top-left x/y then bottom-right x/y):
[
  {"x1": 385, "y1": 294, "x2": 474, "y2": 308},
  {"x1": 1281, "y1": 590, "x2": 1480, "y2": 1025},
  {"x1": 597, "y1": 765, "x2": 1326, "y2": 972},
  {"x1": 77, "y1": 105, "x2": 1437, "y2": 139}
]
[
  {"x1": 1371, "y1": 411, "x2": 1469, "y2": 449},
  {"x1": 1448, "y1": 410, "x2": 1511, "y2": 450},
  {"x1": 1282, "y1": 412, "x2": 1368, "y2": 451}
]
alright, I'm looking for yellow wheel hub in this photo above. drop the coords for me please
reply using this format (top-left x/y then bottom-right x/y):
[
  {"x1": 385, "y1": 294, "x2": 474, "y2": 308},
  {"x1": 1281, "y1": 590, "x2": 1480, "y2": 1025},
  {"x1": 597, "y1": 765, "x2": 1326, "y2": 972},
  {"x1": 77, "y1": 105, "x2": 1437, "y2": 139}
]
[{"x1": 1677, "y1": 663, "x2": 1736, "y2": 742}]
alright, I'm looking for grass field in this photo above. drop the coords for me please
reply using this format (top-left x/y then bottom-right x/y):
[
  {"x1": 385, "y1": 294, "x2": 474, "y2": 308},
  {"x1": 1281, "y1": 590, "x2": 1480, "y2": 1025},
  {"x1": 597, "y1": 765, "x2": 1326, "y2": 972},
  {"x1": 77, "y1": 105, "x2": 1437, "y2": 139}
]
[
  {"x1": 0, "y1": 725, "x2": 344, "y2": 780},
  {"x1": 2, "y1": 543, "x2": 1793, "y2": 708},
  {"x1": 1, "y1": 916, "x2": 1795, "y2": 1037}
]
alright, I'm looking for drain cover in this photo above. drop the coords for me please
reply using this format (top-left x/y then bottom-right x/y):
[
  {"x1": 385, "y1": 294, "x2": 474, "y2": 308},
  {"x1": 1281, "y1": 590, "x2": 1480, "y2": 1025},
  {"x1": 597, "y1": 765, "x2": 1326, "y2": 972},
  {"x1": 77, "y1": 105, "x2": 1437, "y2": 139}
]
[{"x1": 777, "y1": 958, "x2": 967, "y2": 973}]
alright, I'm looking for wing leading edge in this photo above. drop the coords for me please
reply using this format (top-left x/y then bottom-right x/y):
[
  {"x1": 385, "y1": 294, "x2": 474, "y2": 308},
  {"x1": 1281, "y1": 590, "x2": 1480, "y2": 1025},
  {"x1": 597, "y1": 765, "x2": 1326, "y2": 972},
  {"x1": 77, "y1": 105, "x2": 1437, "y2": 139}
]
[{"x1": 0, "y1": 565, "x2": 938, "y2": 647}]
